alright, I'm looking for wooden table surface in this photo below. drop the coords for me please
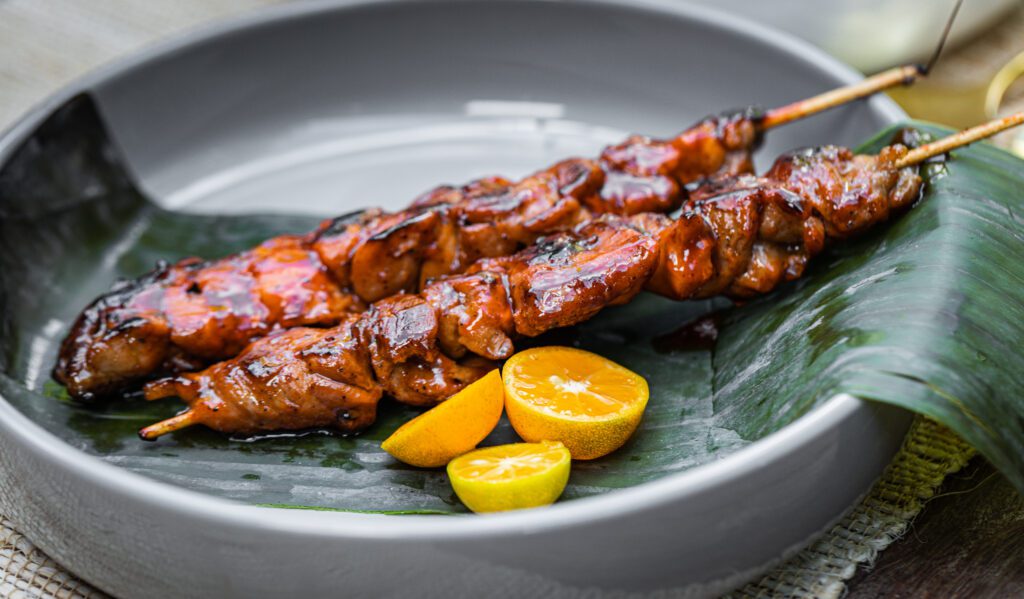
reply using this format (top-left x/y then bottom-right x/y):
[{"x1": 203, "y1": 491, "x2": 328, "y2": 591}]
[{"x1": 847, "y1": 459, "x2": 1024, "y2": 598}]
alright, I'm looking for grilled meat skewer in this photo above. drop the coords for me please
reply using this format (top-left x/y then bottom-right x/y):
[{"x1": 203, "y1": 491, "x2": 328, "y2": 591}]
[
  {"x1": 141, "y1": 217, "x2": 660, "y2": 437},
  {"x1": 142, "y1": 109, "x2": 1024, "y2": 441},
  {"x1": 57, "y1": 66, "x2": 921, "y2": 400},
  {"x1": 55, "y1": 114, "x2": 748, "y2": 401}
]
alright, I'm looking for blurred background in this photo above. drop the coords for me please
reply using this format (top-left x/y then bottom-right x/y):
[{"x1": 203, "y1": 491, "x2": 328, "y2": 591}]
[{"x1": 2, "y1": 0, "x2": 1024, "y2": 155}]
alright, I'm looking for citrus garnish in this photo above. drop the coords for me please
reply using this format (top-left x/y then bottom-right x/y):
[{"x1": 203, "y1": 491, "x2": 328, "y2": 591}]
[
  {"x1": 447, "y1": 441, "x2": 571, "y2": 513},
  {"x1": 381, "y1": 369, "x2": 504, "y2": 467},
  {"x1": 502, "y1": 346, "x2": 649, "y2": 460}
]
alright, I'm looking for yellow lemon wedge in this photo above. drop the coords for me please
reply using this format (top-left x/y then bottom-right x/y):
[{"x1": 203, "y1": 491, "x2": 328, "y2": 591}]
[
  {"x1": 381, "y1": 369, "x2": 504, "y2": 467},
  {"x1": 502, "y1": 346, "x2": 649, "y2": 460},
  {"x1": 447, "y1": 441, "x2": 571, "y2": 513}
]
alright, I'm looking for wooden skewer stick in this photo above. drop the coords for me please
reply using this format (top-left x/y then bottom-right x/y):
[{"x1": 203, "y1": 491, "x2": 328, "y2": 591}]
[
  {"x1": 139, "y1": 410, "x2": 198, "y2": 441},
  {"x1": 761, "y1": 64, "x2": 923, "y2": 130},
  {"x1": 893, "y1": 111, "x2": 1024, "y2": 169},
  {"x1": 764, "y1": 0, "x2": 961, "y2": 130}
]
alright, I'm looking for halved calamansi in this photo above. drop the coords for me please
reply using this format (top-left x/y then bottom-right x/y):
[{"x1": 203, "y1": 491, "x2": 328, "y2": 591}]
[
  {"x1": 447, "y1": 441, "x2": 571, "y2": 513},
  {"x1": 382, "y1": 369, "x2": 504, "y2": 468},
  {"x1": 502, "y1": 346, "x2": 649, "y2": 460}
]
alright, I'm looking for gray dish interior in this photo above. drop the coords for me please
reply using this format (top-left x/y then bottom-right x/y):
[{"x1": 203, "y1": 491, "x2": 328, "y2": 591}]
[
  {"x1": 93, "y1": 0, "x2": 896, "y2": 214},
  {"x1": 0, "y1": 1, "x2": 912, "y2": 596}
]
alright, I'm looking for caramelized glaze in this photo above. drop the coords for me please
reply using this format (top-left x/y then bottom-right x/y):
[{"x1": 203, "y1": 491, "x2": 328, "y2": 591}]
[
  {"x1": 146, "y1": 143, "x2": 922, "y2": 437},
  {"x1": 58, "y1": 111, "x2": 763, "y2": 399}
]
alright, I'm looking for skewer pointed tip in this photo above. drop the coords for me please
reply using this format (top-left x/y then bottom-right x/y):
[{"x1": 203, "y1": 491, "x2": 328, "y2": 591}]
[{"x1": 139, "y1": 410, "x2": 199, "y2": 441}]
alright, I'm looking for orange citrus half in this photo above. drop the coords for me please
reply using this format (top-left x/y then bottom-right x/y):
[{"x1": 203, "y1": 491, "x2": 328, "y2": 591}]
[
  {"x1": 447, "y1": 441, "x2": 571, "y2": 513},
  {"x1": 381, "y1": 369, "x2": 504, "y2": 467},
  {"x1": 502, "y1": 346, "x2": 649, "y2": 460}
]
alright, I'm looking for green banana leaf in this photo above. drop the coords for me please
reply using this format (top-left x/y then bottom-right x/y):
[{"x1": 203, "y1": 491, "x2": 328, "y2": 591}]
[{"x1": 1, "y1": 95, "x2": 1022, "y2": 515}]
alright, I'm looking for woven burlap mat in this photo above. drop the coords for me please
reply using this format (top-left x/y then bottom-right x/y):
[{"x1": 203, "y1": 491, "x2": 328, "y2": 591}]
[{"x1": 0, "y1": 1, "x2": 1017, "y2": 597}]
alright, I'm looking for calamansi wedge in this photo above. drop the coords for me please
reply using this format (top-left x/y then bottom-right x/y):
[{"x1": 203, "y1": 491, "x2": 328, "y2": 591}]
[
  {"x1": 447, "y1": 441, "x2": 571, "y2": 513},
  {"x1": 382, "y1": 369, "x2": 504, "y2": 467},
  {"x1": 502, "y1": 346, "x2": 649, "y2": 460}
]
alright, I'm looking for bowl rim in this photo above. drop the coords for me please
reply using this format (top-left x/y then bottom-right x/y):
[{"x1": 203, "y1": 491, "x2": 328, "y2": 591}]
[{"x1": 0, "y1": 0, "x2": 907, "y2": 539}]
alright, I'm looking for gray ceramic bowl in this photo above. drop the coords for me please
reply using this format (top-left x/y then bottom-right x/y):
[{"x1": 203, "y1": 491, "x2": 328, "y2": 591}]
[{"x1": 0, "y1": 1, "x2": 912, "y2": 596}]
